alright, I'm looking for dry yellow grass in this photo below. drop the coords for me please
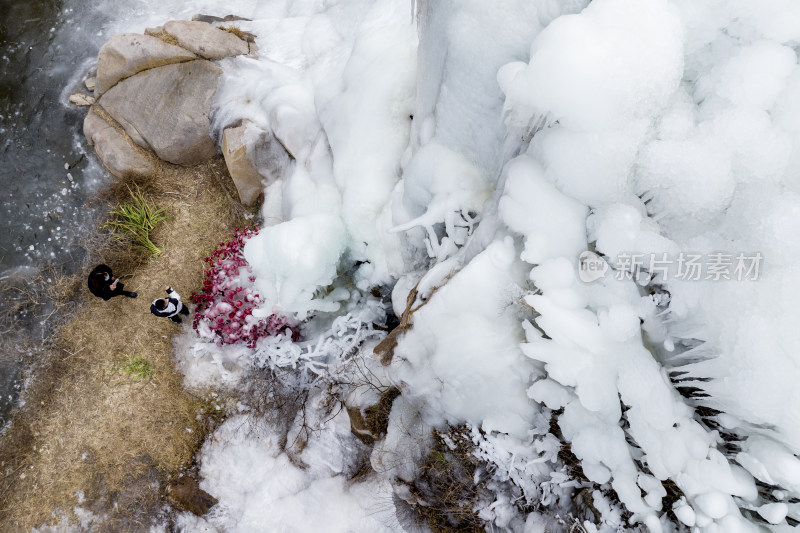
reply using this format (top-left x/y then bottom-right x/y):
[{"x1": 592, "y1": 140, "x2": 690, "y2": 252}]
[
  {"x1": 219, "y1": 25, "x2": 245, "y2": 39},
  {"x1": 151, "y1": 31, "x2": 180, "y2": 47},
  {"x1": 0, "y1": 156, "x2": 250, "y2": 531},
  {"x1": 218, "y1": 25, "x2": 255, "y2": 43}
]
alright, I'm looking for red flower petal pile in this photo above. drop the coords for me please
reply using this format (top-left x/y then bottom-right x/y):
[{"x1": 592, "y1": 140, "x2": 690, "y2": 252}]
[{"x1": 191, "y1": 226, "x2": 300, "y2": 347}]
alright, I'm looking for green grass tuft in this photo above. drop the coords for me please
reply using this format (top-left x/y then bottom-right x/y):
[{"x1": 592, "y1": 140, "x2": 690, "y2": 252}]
[
  {"x1": 117, "y1": 355, "x2": 155, "y2": 381},
  {"x1": 103, "y1": 186, "x2": 169, "y2": 257}
]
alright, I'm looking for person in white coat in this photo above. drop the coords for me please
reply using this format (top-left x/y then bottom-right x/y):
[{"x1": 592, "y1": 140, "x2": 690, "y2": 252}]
[{"x1": 150, "y1": 285, "x2": 190, "y2": 324}]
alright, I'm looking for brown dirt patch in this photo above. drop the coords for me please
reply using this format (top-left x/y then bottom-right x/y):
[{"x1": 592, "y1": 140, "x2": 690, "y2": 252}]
[{"x1": 0, "y1": 155, "x2": 250, "y2": 531}]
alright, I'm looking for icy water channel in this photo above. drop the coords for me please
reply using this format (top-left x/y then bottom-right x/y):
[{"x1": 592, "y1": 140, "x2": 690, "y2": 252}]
[{"x1": 0, "y1": 0, "x2": 118, "y2": 429}]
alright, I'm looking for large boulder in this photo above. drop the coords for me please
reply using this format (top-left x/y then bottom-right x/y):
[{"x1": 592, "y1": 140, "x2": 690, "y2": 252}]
[
  {"x1": 94, "y1": 33, "x2": 197, "y2": 96},
  {"x1": 83, "y1": 107, "x2": 156, "y2": 179},
  {"x1": 163, "y1": 20, "x2": 249, "y2": 60},
  {"x1": 98, "y1": 60, "x2": 221, "y2": 165},
  {"x1": 221, "y1": 121, "x2": 292, "y2": 206}
]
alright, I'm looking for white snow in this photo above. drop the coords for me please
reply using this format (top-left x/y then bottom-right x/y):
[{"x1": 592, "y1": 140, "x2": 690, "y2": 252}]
[
  {"x1": 176, "y1": 413, "x2": 398, "y2": 533},
  {"x1": 390, "y1": 237, "x2": 535, "y2": 439}
]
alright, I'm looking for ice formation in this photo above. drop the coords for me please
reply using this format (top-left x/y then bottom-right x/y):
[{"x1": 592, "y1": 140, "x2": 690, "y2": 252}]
[{"x1": 126, "y1": 0, "x2": 800, "y2": 530}]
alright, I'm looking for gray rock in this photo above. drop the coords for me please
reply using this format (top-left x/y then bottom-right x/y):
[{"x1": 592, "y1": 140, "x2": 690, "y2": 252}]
[
  {"x1": 250, "y1": 129, "x2": 292, "y2": 183},
  {"x1": 69, "y1": 92, "x2": 96, "y2": 106},
  {"x1": 221, "y1": 124, "x2": 263, "y2": 206},
  {"x1": 346, "y1": 406, "x2": 377, "y2": 444},
  {"x1": 219, "y1": 27, "x2": 257, "y2": 43},
  {"x1": 99, "y1": 60, "x2": 221, "y2": 166},
  {"x1": 83, "y1": 108, "x2": 105, "y2": 139},
  {"x1": 191, "y1": 14, "x2": 252, "y2": 23},
  {"x1": 221, "y1": 121, "x2": 292, "y2": 205},
  {"x1": 84, "y1": 108, "x2": 156, "y2": 179},
  {"x1": 163, "y1": 20, "x2": 248, "y2": 59},
  {"x1": 95, "y1": 33, "x2": 197, "y2": 96},
  {"x1": 84, "y1": 77, "x2": 96, "y2": 91},
  {"x1": 192, "y1": 14, "x2": 224, "y2": 23}
]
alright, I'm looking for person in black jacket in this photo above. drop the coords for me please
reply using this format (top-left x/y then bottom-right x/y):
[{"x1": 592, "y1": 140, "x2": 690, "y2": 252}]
[
  {"x1": 150, "y1": 285, "x2": 190, "y2": 323},
  {"x1": 87, "y1": 264, "x2": 137, "y2": 300}
]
